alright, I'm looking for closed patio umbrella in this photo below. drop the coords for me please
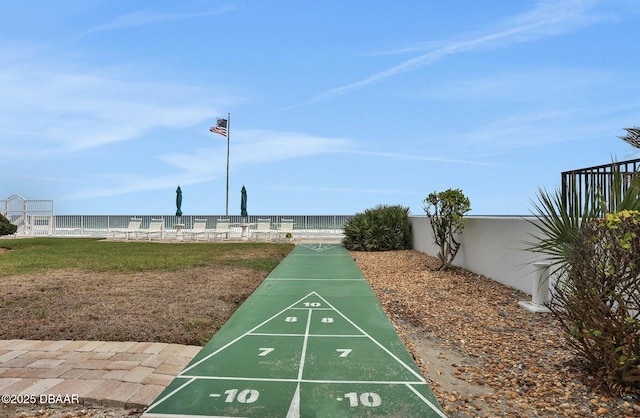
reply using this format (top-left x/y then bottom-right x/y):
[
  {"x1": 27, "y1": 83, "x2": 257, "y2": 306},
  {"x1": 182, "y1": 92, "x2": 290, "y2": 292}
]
[
  {"x1": 176, "y1": 186, "x2": 183, "y2": 217},
  {"x1": 240, "y1": 185, "x2": 248, "y2": 218}
]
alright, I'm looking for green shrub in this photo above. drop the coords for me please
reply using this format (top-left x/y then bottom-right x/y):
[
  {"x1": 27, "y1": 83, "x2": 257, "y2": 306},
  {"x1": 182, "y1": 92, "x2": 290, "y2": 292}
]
[
  {"x1": 342, "y1": 204, "x2": 411, "y2": 251},
  {"x1": 423, "y1": 189, "x2": 471, "y2": 271},
  {"x1": 551, "y1": 210, "x2": 640, "y2": 391},
  {"x1": 0, "y1": 214, "x2": 17, "y2": 236}
]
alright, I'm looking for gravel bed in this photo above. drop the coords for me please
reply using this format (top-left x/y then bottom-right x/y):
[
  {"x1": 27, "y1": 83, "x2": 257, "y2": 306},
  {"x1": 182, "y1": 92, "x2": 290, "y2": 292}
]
[
  {"x1": 353, "y1": 249, "x2": 640, "y2": 417},
  {"x1": 0, "y1": 405, "x2": 142, "y2": 418}
]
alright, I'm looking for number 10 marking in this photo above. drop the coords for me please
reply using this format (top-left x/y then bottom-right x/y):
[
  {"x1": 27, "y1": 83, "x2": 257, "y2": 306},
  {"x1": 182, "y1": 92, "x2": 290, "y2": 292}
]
[
  {"x1": 223, "y1": 389, "x2": 259, "y2": 404},
  {"x1": 344, "y1": 392, "x2": 382, "y2": 407}
]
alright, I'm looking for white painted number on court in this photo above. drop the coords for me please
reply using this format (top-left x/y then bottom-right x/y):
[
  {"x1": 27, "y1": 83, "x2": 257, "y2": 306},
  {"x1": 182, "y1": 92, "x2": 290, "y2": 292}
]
[
  {"x1": 336, "y1": 348, "x2": 352, "y2": 358},
  {"x1": 321, "y1": 317, "x2": 334, "y2": 323},
  {"x1": 258, "y1": 347, "x2": 274, "y2": 356},
  {"x1": 303, "y1": 302, "x2": 321, "y2": 307},
  {"x1": 285, "y1": 316, "x2": 298, "y2": 322},
  {"x1": 344, "y1": 392, "x2": 382, "y2": 407},
  {"x1": 223, "y1": 389, "x2": 259, "y2": 404}
]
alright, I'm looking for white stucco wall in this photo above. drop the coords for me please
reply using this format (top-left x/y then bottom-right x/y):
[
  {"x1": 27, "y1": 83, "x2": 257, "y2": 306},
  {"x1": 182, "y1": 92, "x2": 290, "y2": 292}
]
[{"x1": 410, "y1": 216, "x2": 547, "y2": 296}]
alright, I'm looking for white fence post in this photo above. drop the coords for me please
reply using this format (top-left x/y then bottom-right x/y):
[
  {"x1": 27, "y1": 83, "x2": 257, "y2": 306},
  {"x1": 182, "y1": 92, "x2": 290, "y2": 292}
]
[{"x1": 518, "y1": 261, "x2": 552, "y2": 313}]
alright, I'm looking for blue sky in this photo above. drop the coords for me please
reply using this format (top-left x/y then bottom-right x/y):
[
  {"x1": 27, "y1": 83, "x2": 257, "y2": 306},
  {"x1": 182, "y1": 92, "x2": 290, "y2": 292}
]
[{"x1": 2, "y1": 0, "x2": 640, "y2": 216}]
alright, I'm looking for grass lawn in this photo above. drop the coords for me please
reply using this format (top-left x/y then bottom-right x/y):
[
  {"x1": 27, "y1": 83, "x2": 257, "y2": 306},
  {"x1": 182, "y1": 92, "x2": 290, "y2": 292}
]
[{"x1": 0, "y1": 238, "x2": 294, "y2": 345}]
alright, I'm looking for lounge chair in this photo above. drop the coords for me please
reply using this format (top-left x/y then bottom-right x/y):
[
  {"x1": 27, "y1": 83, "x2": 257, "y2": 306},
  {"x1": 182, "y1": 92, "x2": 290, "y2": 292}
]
[
  {"x1": 183, "y1": 219, "x2": 209, "y2": 242},
  {"x1": 252, "y1": 219, "x2": 273, "y2": 241},
  {"x1": 136, "y1": 218, "x2": 164, "y2": 241},
  {"x1": 109, "y1": 218, "x2": 142, "y2": 240},
  {"x1": 276, "y1": 219, "x2": 295, "y2": 241},
  {"x1": 210, "y1": 219, "x2": 231, "y2": 241}
]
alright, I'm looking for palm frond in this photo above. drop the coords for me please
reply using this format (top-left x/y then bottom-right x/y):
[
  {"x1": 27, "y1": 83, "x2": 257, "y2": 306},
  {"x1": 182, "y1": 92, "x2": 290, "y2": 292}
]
[
  {"x1": 525, "y1": 159, "x2": 640, "y2": 278},
  {"x1": 525, "y1": 184, "x2": 596, "y2": 277}
]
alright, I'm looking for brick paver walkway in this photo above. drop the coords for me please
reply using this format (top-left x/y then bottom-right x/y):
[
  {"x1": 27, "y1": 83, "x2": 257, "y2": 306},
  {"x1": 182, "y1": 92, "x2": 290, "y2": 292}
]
[{"x1": 0, "y1": 339, "x2": 201, "y2": 409}]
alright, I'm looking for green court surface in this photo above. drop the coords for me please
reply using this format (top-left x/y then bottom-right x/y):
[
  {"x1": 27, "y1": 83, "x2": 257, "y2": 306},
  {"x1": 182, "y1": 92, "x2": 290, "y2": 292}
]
[{"x1": 143, "y1": 243, "x2": 445, "y2": 417}]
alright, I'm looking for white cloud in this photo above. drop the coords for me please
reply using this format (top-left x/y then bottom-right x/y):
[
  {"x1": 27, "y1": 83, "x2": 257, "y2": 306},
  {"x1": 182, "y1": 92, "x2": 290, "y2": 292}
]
[
  {"x1": 343, "y1": 150, "x2": 503, "y2": 167},
  {"x1": 85, "y1": 7, "x2": 235, "y2": 34},
  {"x1": 161, "y1": 130, "x2": 354, "y2": 173},
  {"x1": 0, "y1": 66, "x2": 228, "y2": 153},
  {"x1": 415, "y1": 68, "x2": 611, "y2": 102},
  {"x1": 59, "y1": 172, "x2": 188, "y2": 201},
  {"x1": 299, "y1": 0, "x2": 607, "y2": 106},
  {"x1": 62, "y1": 130, "x2": 355, "y2": 201},
  {"x1": 455, "y1": 105, "x2": 626, "y2": 150}
]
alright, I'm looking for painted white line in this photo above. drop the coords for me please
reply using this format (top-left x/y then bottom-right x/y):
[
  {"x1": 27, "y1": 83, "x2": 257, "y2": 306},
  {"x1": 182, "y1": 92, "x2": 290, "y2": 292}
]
[
  {"x1": 146, "y1": 377, "x2": 196, "y2": 412},
  {"x1": 180, "y1": 290, "x2": 425, "y2": 382},
  {"x1": 405, "y1": 383, "x2": 447, "y2": 417},
  {"x1": 145, "y1": 246, "x2": 442, "y2": 417},
  {"x1": 312, "y1": 292, "x2": 427, "y2": 383},
  {"x1": 302, "y1": 379, "x2": 426, "y2": 385},
  {"x1": 306, "y1": 334, "x2": 367, "y2": 338},
  {"x1": 298, "y1": 243, "x2": 342, "y2": 252},
  {"x1": 290, "y1": 307, "x2": 332, "y2": 310},
  {"x1": 177, "y1": 375, "x2": 427, "y2": 385},
  {"x1": 248, "y1": 333, "x2": 366, "y2": 338},
  {"x1": 285, "y1": 383, "x2": 300, "y2": 418},
  {"x1": 296, "y1": 309, "x2": 313, "y2": 381},
  {"x1": 248, "y1": 333, "x2": 303, "y2": 337},
  {"x1": 179, "y1": 293, "x2": 319, "y2": 376},
  {"x1": 157, "y1": 289, "x2": 433, "y2": 413}
]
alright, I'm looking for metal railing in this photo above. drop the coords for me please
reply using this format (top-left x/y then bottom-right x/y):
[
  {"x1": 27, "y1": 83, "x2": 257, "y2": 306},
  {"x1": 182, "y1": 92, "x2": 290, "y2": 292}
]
[
  {"x1": 561, "y1": 158, "x2": 640, "y2": 216},
  {"x1": 1, "y1": 196, "x2": 54, "y2": 235},
  {"x1": 12, "y1": 214, "x2": 352, "y2": 239}
]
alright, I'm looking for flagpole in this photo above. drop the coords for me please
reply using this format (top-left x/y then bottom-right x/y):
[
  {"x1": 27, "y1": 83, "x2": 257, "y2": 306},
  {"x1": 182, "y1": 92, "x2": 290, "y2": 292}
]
[{"x1": 225, "y1": 112, "x2": 230, "y2": 217}]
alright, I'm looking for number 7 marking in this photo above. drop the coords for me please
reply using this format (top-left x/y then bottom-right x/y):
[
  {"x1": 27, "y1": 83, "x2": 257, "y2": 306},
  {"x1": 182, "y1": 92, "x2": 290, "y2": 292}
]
[
  {"x1": 336, "y1": 349, "x2": 352, "y2": 358},
  {"x1": 258, "y1": 347, "x2": 275, "y2": 356}
]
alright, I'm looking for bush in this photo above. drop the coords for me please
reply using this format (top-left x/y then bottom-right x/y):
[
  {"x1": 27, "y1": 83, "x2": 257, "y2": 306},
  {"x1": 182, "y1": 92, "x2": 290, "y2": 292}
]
[
  {"x1": 423, "y1": 189, "x2": 471, "y2": 271},
  {"x1": 342, "y1": 204, "x2": 411, "y2": 251},
  {"x1": 0, "y1": 214, "x2": 17, "y2": 236},
  {"x1": 550, "y1": 210, "x2": 640, "y2": 391}
]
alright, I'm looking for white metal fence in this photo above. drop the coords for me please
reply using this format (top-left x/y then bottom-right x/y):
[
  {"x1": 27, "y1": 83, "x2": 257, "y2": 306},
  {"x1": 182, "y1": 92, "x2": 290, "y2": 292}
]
[
  {"x1": 9, "y1": 214, "x2": 352, "y2": 239},
  {"x1": 1, "y1": 195, "x2": 54, "y2": 236}
]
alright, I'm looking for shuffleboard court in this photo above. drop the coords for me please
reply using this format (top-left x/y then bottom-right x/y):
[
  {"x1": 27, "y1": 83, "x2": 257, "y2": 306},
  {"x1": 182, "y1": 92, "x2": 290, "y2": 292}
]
[{"x1": 143, "y1": 243, "x2": 445, "y2": 417}]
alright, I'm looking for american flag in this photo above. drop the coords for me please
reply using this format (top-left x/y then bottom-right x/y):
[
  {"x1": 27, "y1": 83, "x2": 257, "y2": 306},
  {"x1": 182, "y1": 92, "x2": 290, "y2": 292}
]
[{"x1": 210, "y1": 118, "x2": 228, "y2": 137}]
